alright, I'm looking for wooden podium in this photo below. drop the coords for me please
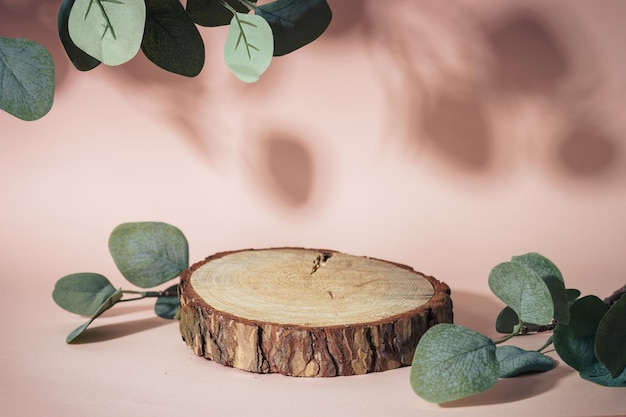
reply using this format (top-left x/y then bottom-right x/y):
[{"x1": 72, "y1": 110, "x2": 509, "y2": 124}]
[{"x1": 179, "y1": 248, "x2": 452, "y2": 377}]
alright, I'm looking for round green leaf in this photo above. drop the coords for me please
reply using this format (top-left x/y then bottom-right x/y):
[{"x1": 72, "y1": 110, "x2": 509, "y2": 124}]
[
  {"x1": 58, "y1": 0, "x2": 101, "y2": 71},
  {"x1": 511, "y1": 253, "x2": 569, "y2": 324},
  {"x1": 66, "y1": 288, "x2": 123, "y2": 343},
  {"x1": 53, "y1": 273, "x2": 116, "y2": 315},
  {"x1": 554, "y1": 295, "x2": 607, "y2": 372},
  {"x1": 256, "y1": 0, "x2": 332, "y2": 56},
  {"x1": 0, "y1": 37, "x2": 55, "y2": 121},
  {"x1": 154, "y1": 284, "x2": 180, "y2": 319},
  {"x1": 142, "y1": 0, "x2": 205, "y2": 77},
  {"x1": 495, "y1": 306, "x2": 519, "y2": 334},
  {"x1": 68, "y1": 0, "x2": 146, "y2": 66},
  {"x1": 410, "y1": 324, "x2": 499, "y2": 403},
  {"x1": 488, "y1": 261, "x2": 554, "y2": 326},
  {"x1": 595, "y1": 294, "x2": 626, "y2": 378},
  {"x1": 496, "y1": 345, "x2": 555, "y2": 378},
  {"x1": 224, "y1": 13, "x2": 274, "y2": 82},
  {"x1": 567, "y1": 288, "x2": 581, "y2": 306},
  {"x1": 108, "y1": 222, "x2": 189, "y2": 288}
]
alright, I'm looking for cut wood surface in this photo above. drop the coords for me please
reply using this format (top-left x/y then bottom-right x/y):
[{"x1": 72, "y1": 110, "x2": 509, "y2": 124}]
[{"x1": 179, "y1": 248, "x2": 452, "y2": 377}]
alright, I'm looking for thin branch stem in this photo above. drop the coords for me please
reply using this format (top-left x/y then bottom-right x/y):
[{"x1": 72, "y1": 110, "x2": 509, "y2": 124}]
[
  {"x1": 536, "y1": 335, "x2": 554, "y2": 353},
  {"x1": 604, "y1": 283, "x2": 626, "y2": 308},
  {"x1": 120, "y1": 289, "x2": 177, "y2": 301},
  {"x1": 493, "y1": 330, "x2": 520, "y2": 345}
]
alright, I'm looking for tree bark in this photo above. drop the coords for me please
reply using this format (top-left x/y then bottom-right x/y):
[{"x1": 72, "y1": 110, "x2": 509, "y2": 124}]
[{"x1": 179, "y1": 248, "x2": 453, "y2": 377}]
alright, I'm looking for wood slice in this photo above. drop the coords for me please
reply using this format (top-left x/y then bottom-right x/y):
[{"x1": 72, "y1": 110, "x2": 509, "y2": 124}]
[{"x1": 179, "y1": 248, "x2": 452, "y2": 377}]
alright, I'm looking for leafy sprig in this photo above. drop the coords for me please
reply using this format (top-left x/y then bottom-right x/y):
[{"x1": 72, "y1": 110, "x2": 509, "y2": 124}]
[
  {"x1": 53, "y1": 222, "x2": 187, "y2": 343},
  {"x1": 410, "y1": 252, "x2": 626, "y2": 403},
  {"x1": 2, "y1": 0, "x2": 332, "y2": 120},
  {"x1": 57, "y1": 0, "x2": 332, "y2": 80}
]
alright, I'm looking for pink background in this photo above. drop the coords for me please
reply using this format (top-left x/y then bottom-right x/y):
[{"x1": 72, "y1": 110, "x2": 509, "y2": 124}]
[{"x1": 1, "y1": 0, "x2": 625, "y2": 416}]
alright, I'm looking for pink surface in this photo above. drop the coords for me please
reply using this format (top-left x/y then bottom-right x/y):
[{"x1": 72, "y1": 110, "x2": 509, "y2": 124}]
[{"x1": 1, "y1": 0, "x2": 625, "y2": 416}]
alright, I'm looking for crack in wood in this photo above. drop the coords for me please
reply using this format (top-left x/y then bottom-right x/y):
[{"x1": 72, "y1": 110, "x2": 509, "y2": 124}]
[{"x1": 310, "y1": 251, "x2": 333, "y2": 275}]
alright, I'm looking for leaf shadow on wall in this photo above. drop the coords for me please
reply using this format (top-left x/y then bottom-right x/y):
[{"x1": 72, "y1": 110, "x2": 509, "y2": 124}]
[
  {"x1": 242, "y1": 129, "x2": 319, "y2": 210},
  {"x1": 112, "y1": 51, "x2": 218, "y2": 158},
  {"x1": 370, "y1": 2, "x2": 622, "y2": 184},
  {"x1": 420, "y1": 93, "x2": 491, "y2": 172},
  {"x1": 484, "y1": 8, "x2": 621, "y2": 181}
]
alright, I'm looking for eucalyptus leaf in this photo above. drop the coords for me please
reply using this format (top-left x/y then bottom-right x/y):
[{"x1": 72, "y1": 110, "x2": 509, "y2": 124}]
[
  {"x1": 0, "y1": 37, "x2": 55, "y2": 121},
  {"x1": 53, "y1": 273, "x2": 117, "y2": 315},
  {"x1": 68, "y1": 0, "x2": 146, "y2": 66},
  {"x1": 256, "y1": 0, "x2": 332, "y2": 56},
  {"x1": 66, "y1": 288, "x2": 123, "y2": 343},
  {"x1": 496, "y1": 345, "x2": 554, "y2": 377},
  {"x1": 224, "y1": 12, "x2": 274, "y2": 82},
  {"x1": 108, "y1": 222, "x2": 189, "y2": 288},
  {"x1": 488, "y1": 261, "x2": 554, "y2": 326},
  {"x1": 58, "y1": 0, "x2": 101, "y2": 71},
  {"x1": 511, "y1": 253, "x2": 569, "y2": 324},
  {"x1": 595, "y1": 295, "x2": 626, "y2": 378},
  {"x1": 553, "y1": 295, "x2": 607, "y2": 372},
  {"x1": 579, "y1": 361, "x2": 626, "y2": 387},
  {"x1": 154, "y1": 284, "x2": 180, "y2": 319},
  {"x1": 142, "y1": 0, "x2": 205, "y2": 77},
  {"x1": 410, "y1": 324, "x2": 499, "y2": 403},
  {"x1": 186, "y1": 0, "x2": 253, "y2": 27},
  {"x1": 495, "y1": 306, "x2": 522, "y2": 334},
  {"x1": 567, "y1": 288, "x2": 581, "y2": 305}
]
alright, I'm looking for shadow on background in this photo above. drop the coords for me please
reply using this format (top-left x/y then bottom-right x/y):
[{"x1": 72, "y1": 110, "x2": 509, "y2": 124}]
[
  {"x1": 3, "y1": 0, "x2": 623, "y2": 211},
  {"x1": 243, "y1": 128, "x2": 317, "y2": 209},
  {"x1": 114, "y1": 52, "x2": 217, "y2": 157},
  {"x1": 439, "y1": 362, "x2": 572, "y2": 407},
  {"x1": 367, "y1": 0, "x2": 622, "y2": 184},
  {"x1": 70, "y1": 316, "x2": 171, "y2": 344},
  {"x1": 484, "y1": 8, "x2": 569, "y2": 95},
  {"x1": 557, "y1": 118, "x2": 618, "y2": 177},
  {"x1": 421, "y1": 93, "x2": 492, "y2": 172}
]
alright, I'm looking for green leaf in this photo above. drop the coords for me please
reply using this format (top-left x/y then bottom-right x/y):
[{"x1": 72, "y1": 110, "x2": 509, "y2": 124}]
[
  {"x1": 488, "y1": 261, "x2": 554, "y2": 326},
  {"x1": 567, "y1": 288, "x2": 581, "y2": 305},
  {"x1": 58, "y1": 0, "x2": 101, "y2": 71},
  {"x1": 511, "y1": 253, "x2": 569, "y2": 324},
  {"x1": 53, "y1": 273, "x2": 117, "y2": 315},
  {"x1": 224, "y1": 12, "x2": 274, "y2": 83},
  {"x1": 595, "y1": 295, "x2": 626, "y2": 378},
  {"x1": 256, "y1": 0, "x2": 332, "y2": 56},
  {"x1": 66, "y1": 288, "x2": 123, "y2": 343},
  {"x1": 0, "y1": 37, "x2": 55, "y2": 121},
  {"x1": 554, "y1": 295, "x2": 607, "y2": 372},
  {"x1": 68, "y1": 0, "x2": 146, "y2": 66},
  {"x1": 579, "y1": 361, "x2": 626, "y2": 387},
  {"x1": 496, "y1": 345, "x2": 555, "y2": 377},
  {"x1": 410, "y1": 324, "x2": 499, "y2": 403},
  {"x1": 495, "y1": 306, "x2": 522, "y2": 334},
  {"x1": 154, "y1": 284, "x2": 180, "y2": 319},
  {"x1": 108, "y1": 222, "x2": 189, "y2": 288},
  {"x1": 142, "y1": 0, "x2": 205, "y2": 77},
  {"x1": 186, "y1": 0, "x2": 253, "y2": 27}
]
